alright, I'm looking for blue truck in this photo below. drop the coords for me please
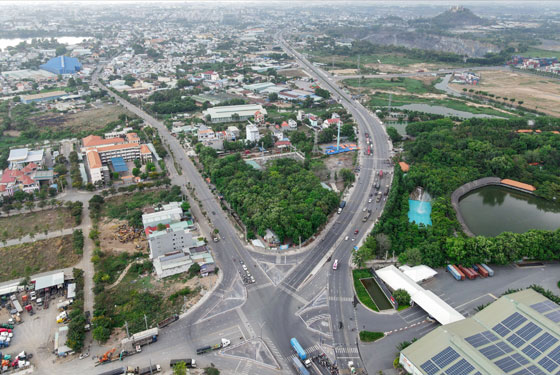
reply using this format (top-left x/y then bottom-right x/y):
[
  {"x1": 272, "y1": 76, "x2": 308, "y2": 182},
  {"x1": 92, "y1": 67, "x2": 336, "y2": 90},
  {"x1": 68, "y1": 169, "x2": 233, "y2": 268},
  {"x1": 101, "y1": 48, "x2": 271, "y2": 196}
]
[
  {"x1": 447, "y1": 264, "x2": 463, "y2": 281},
  {"x1": 291, "y1": 357, "x2": 310, "y2": 375},
  {"x1": 290, "y1": 338, "x2": 311, "y2": 368}
]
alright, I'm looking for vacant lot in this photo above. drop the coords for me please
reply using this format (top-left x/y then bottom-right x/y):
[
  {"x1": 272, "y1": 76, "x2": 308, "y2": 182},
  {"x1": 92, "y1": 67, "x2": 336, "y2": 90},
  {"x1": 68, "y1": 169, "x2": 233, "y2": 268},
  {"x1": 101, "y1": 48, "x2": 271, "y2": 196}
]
[
  {"x1": 31, "y1": 104, "x2": 132, "y2": 133},
  {"x1": 344, "y1": 76, "x2": 440, "y2": 95},
  {"x1": 0, "y1": 208, "x2": 75, "y2": 241},
  {"x1": 450, "y1": 70, "x2": 560, "y2": 117},
  {"x1": 0, "y1": 235, "x2": 80, "y2": 282}
]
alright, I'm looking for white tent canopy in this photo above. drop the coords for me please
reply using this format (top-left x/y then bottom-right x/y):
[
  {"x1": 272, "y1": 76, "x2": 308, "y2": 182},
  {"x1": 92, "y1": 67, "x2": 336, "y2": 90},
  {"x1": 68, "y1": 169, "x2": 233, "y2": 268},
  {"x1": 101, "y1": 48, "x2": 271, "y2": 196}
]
[{"x1": 377, "y1": 265, "x2": 464, "y2": 325}]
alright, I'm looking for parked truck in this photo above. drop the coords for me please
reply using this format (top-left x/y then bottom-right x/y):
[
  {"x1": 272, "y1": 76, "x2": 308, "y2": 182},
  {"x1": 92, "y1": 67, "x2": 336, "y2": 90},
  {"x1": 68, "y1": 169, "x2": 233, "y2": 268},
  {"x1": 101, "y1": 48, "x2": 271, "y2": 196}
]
[
  {"x1": 120, "y1": 327, "x2": 159, "y2": 353},
  {"x1": 196, "y1": 338, "x2": 230, "y2": 355},
  {"x1": 169, "y1": 359, "x2": 196, "y2": 368},
  {"x1": 157, "y1": 314, "x2": 178, "y2": 329},
  {"x1": 337, "y1": 201, "x2": 346, "y2": 214},
  {"x1": 12, "y1": 300, "x2": 23, "y2": 314},
  {"x1": 290, "y1": 338, "x2": 311, "y2": 368},
  {"x1": 291, "y1": 357, "x2": 310, "y2": 375},
  {"x1": 458, "y1": 265, "x2": 477, "y2": 280},
  {"x1": 97, "y1": 366, "x2": 131, "y2": 375},
  {"x1": 137, "y1": 364, "x2": 162, "y2": 375},
  {"x1": 447, "y1": 265, "x2": 464, "y2": 281}
]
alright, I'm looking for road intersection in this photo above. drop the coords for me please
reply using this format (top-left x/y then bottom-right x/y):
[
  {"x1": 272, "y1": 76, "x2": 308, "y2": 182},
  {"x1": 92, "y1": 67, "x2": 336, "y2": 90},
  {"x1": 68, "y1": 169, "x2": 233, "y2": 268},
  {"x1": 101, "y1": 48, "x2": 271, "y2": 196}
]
[{"x1": 83, "y1": 35, "x2": 394, "y2": 375}]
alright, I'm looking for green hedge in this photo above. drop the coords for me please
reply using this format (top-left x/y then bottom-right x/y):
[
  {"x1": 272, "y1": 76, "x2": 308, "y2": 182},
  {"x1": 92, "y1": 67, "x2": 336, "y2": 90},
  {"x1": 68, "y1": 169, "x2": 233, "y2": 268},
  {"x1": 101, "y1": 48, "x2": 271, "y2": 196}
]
[
  {"x1": 359, "y1": 330, "x2": 384, "y2": 342},
  {"x1": 353, "y1": 269, "x2": 378, "y2": 312}
]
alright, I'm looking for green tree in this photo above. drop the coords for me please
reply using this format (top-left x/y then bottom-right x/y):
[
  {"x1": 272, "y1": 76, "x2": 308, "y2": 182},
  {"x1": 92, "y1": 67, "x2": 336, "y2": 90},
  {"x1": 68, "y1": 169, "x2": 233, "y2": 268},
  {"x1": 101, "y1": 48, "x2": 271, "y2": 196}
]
[
  {"x1": 268, "y1": 92, "x2": 278, "y2": 101},
  {"x1": 132, "y1": 167, "x2": 140, "y2": 177},
  {"x1": 172, "y1": 362, "x2": 187, "y2": 375},
  {"x1": 393, "y1": 289, "x2": 411, "y2": 306},
  {"x1": 204, "y1": 367, "x2": 220, "y2": 375},
  {"x1": 339, "y1": 168, "x2": 355, "y2": 186},
  {"x1": 314, "y1": 87, "x2": 330, "y2": 99},
  {"x1": 387, "y1": 127, "x2": 402, "y2": 142}
]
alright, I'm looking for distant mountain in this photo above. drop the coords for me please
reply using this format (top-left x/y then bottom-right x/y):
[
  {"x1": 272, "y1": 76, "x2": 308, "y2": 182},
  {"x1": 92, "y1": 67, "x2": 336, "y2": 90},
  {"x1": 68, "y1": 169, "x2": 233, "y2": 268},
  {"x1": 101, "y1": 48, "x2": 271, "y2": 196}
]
[{"x1": 430, "y1": 6, "x2": 489, "y2": 28}]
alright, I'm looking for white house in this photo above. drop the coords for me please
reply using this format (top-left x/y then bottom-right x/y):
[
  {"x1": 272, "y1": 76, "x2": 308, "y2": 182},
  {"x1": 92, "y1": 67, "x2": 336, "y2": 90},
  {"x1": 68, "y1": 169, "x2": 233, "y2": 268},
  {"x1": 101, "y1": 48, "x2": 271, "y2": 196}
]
[
  {"x1": 246, "y1": 124, "x2": 261, "y2": 142},
  {"x1": 197, "y1": 125, "x2": 215, "y2": 141}
]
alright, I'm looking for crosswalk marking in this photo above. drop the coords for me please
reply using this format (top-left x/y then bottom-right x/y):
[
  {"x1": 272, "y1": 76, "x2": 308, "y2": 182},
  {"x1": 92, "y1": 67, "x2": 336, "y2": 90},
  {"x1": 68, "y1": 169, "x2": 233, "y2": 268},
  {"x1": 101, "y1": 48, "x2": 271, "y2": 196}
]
[
  {"x1": 328, "y1": 296, "x2": 354, "y2": 302},
  {"x1": 335, "y1": 346, "x2": 359, "y2": 354},
  {"x1": 286, "y1": 344, "x2": 323, "y2": 361}
]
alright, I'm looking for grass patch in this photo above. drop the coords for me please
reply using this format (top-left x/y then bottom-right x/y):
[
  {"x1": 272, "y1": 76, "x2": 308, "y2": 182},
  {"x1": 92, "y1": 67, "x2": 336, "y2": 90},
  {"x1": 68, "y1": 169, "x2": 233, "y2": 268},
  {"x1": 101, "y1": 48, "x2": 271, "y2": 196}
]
[
  {"x1": 344, "y1": 77, "x2": 440, "y2": 95},
  {"x1": 0, "y1": 207, "x2": 75, "y2": 241},
  {"x1": 353, "y1": 269, "x2": 379, "y2": 312},
  {"x1": 359, "y1": 330, "x2": 384, "y2": 342},
  {"x1": 397, "y1": 304, "x2": 411, "y2": 311},
  {"x1": 368, "y1": 92, "x2": 515, "y2": 118},
  {"x1": 0, "y1": 235, "x2": 80, "y2": 282}
]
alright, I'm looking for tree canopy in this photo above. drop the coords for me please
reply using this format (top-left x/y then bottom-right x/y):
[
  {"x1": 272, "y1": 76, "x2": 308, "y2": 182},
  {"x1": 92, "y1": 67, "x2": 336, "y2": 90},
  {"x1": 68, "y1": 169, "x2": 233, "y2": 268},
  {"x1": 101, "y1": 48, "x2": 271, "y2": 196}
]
[{"x1": 198, "y1": 147, "x2": 339, "y2": 242}]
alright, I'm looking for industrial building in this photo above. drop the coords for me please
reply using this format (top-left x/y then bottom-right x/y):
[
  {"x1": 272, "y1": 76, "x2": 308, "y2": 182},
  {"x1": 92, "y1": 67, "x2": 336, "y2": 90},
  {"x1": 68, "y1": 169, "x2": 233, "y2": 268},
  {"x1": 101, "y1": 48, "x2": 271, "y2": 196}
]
[
  {"x1": 203, "y1": 104, "x2": 266, "y2": 123},
  {"x1": 39, "y1": 56, "x2": 82, "y2": 75},
  {"x1": 400, "y1": 289, "x2": 560, "y2": 375},
  {"x1": 21, "y1": 90, "x2": 67, "y2": 104},
  {"x1": 147, "y1": 221, "x2": 196, "y2": 259}
]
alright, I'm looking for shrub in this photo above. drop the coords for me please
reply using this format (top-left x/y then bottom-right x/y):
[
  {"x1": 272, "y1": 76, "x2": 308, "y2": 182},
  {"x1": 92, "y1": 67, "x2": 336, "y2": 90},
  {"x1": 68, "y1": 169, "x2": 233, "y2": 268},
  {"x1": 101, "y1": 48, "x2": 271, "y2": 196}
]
[
  {"x1": 393, "y1": 289, "x2": 411, "y2": 306},
  {"x1": 359, "y1": 331, "x2": 384, "y2": 342}
]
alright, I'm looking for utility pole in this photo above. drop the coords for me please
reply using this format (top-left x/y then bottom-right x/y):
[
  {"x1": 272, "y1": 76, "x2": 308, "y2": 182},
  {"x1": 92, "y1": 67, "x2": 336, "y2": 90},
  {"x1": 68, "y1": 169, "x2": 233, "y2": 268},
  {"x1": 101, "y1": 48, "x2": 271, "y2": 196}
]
[
  {"x1": 144, "y1": 314, "x2": 148, "y2": 330},
  {"x1": 125, "y1": 321, "x2": 130, "y2": 338},
  {"x1": 299, "y1": 235, "x2": 301, "y2": 250}
]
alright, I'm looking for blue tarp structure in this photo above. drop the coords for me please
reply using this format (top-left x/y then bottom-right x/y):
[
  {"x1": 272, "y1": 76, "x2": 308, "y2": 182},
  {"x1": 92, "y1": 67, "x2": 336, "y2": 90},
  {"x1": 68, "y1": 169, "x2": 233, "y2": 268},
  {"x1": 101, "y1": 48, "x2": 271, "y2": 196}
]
[
  {"x1": 40, "y1": 56, "x2": 82, "y2": 75},
  {"x1": 110, "y1": 157, "x2": 128, "y2": 173},
  {"x1": 408, "y1": 200, "x2": 432, "y2": 226}
]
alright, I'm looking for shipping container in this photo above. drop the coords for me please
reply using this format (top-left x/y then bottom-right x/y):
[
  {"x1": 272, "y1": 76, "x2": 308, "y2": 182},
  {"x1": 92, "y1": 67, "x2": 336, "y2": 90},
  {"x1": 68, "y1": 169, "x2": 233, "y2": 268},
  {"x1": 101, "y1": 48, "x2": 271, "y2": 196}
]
[
  {"x1": 446, "y1": 265, "x2": 463, "y2": 281},
  {"x1": 481, "y1": 263, "x2": 494, "y2": 277},
  {"x1": 474, "y1": 264, "x2": 489, "y2": 278},
  {"x1": 453, "y1": 265, "x2": 466, "y2": 280}
]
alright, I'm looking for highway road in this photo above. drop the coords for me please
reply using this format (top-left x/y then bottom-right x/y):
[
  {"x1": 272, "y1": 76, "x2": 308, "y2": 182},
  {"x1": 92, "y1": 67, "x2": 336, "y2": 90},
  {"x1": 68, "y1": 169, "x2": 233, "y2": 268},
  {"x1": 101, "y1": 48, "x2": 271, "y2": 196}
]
[
  {"x1": 278, "y1": 35, "x2": 393, "y2": 372},
  {"x1": 89, "y1": 31, "x2": 394, "y2": 374}
]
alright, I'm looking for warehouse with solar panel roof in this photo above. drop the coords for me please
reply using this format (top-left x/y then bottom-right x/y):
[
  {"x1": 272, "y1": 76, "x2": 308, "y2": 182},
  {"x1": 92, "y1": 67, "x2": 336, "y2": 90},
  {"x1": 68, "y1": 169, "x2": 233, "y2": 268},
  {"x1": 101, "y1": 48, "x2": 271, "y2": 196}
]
[{"x1": 400, "y1": 289, "x2": 560, "y2": 375}]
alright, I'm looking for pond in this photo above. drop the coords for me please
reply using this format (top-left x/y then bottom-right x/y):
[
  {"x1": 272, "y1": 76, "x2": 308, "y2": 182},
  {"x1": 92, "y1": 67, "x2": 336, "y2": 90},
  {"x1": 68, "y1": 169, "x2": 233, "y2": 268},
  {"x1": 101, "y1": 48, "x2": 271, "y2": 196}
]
[
  {"x1": 458, "y1": 185, "x2": 560, "y2": 237},
  {"x1": 408, "y1": 200, "x2": 432, "y2": 226}
]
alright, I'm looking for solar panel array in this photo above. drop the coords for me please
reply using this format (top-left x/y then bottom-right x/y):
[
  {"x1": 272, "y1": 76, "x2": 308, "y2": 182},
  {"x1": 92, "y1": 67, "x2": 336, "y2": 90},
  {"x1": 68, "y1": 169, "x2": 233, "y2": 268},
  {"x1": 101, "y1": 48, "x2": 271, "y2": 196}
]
[
  {"x1": 420, "y1": 347, "x2": 479, "y2": 375},
  {"x1": 416, "y1": 299, "x2": 560, "y2": 375},
  {"x1": 461, "y1": 310, "x2": 560, "y2": 375}
]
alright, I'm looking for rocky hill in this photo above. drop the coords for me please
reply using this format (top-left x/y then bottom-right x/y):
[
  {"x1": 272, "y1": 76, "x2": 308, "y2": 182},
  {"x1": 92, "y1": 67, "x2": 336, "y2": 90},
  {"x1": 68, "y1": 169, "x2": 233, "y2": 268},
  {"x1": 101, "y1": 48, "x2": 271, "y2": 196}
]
[{"x1": 430, "y1": 6, "x2": 490, "y2": 28}]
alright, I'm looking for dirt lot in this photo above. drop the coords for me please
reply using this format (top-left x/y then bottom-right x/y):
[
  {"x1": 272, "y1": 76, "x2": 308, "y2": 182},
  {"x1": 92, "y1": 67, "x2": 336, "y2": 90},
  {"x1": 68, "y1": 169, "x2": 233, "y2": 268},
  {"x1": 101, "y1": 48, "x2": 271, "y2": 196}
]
[
  {"x1": 30, "y1": 104, "x2": 133, "y2": 133},
  {"x1": 98, "y1": 219, "x2": 147, "y2": 255},
  {"x1": 0, "y1": 208, "x2": 75, "y2": 241},
  {"x1": 322, "y1": 150, "x2": 357, "y2": 192},
  {"x1": 0, "y1": 235, "x2": 80, "y2": 282},
  {"x1": 450, "y1": 70, "x2": 560, "y2": 117},
  {"x1": 278, "y1": 68, "x2": 309, "y2": 78}
]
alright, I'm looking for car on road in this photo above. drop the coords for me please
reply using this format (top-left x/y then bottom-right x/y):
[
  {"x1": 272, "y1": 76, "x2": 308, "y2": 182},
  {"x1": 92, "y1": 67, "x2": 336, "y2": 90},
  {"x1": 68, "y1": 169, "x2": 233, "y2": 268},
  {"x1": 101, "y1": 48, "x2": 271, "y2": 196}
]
[
  {"x1": 354, "y1": 229, "x2": 359, "y2": 235},
  {"x1": 344, "y1": 236, "x2": 349, "y2": 241},
  {"x1": 368, "y1": 198, "x2": 372, "y2": 203},
  {"x1": 332, "y1": 259, "x2": 339, "y2": 270},
  {"x1": 242, "y1": 265, "x2": 248, "y2": 271},
  {"x1": 362, "y1": 207, "x2": 367, "y2": 212}
]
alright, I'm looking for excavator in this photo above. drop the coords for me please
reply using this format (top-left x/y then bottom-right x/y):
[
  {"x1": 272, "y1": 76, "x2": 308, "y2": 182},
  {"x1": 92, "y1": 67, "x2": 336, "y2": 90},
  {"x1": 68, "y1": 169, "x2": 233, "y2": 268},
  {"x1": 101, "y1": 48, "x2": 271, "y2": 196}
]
[{"x1": 95, "y1": 348, "x2": 116, "y2": 366}]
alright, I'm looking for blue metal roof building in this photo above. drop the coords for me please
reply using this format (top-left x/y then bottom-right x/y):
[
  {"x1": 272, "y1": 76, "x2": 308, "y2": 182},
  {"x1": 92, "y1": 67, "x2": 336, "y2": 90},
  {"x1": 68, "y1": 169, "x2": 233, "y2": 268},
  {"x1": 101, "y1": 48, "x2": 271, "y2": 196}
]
[
  {"x1": 40, "y1": 56, "x2": 82, "y2": 75},
  {"x1": 110, "y1": 157, "x2": 128, "y2": 173}
]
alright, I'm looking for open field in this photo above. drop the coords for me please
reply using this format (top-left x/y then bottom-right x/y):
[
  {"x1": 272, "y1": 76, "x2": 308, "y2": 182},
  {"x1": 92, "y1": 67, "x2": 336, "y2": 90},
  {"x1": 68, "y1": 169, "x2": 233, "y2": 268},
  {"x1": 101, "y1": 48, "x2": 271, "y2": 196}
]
[
  {"x1": 0, "y1": 235, "x2": 80, "y2": 282},
  {"x1": 0, "y1": 208, "x2": 75, "y2": 241},
  {"x1": 367, "y1": 92, "x2": 516, "y2": 118},
  {"x1": 99, "y1": 219, "x2": 147, "y2": 255},
  {"x1": 30, "y1": 104, "x2": 133, "y2": 133},
  {"x1": 451, "y1": 70, "x2": 560, "y2": 117},
  {"x1": 343, "y1": 76, "x2": 441, "y2": 95}
]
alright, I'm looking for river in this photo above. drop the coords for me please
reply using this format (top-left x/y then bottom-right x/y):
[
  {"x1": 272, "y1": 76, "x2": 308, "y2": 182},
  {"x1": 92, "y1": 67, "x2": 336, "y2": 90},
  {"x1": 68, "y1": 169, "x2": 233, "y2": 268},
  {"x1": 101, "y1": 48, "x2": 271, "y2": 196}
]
[
  {"x1": 458, "y1": 185, "x2": 560, "y2": 237},
  {"x1": 0, "y1": 37, "x2": 91, "y2": 51}
]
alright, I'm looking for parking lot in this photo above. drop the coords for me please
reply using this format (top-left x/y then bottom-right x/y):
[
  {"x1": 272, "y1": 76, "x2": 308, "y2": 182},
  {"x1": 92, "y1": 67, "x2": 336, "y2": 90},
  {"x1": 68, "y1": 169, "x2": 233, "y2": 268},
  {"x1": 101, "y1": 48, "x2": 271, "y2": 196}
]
[{"x1": 359, "y1": 262, "x2": 560, "y2": 374}]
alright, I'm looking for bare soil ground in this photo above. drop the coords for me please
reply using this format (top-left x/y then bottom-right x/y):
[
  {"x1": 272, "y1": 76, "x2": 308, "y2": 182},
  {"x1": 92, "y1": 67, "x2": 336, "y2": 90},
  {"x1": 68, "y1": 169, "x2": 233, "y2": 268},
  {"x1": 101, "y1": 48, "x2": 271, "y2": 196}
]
[
  {"x1": 450, "y1": 70, "x2": 560, "y2": 117},
  {"x1": 364, "y1": 62, "x2": 449, "y2": 74},
  {"x1": 322, "y1": 151, "x2": 356, "y2": 191},
  {"x1": 30, "y1": 104, "x2": 132, "y2": 133},
  {"x1": 278, "y1": 68, "x2": 309, "y2": 78},
  {"x1": 98, "y1": 219, "x2": 147, "y2": 254},
  {"x1": 0, "y1": 235, "x2": 80, "y2": 282},
  {"x1": 0, "y1": 208, "x2": 75, "y2": 241}
]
